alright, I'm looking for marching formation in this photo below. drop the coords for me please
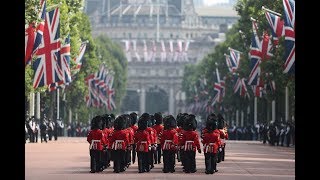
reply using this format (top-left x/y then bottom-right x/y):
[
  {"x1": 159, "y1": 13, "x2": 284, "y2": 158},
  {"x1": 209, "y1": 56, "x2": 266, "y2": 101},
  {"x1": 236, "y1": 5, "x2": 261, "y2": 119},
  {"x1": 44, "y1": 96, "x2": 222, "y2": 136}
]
[{"x1": 87, "y1": 112, "x2": 228, "y2": 174}]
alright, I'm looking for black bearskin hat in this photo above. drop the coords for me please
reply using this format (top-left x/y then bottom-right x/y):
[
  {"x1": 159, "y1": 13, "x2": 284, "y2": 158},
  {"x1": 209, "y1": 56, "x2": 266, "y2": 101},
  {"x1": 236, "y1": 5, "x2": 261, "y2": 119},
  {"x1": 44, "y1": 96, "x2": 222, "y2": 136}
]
[
  {"x1": 148, "y1": 115, "x2": 155, "y2": 127},
  {"x1": 123, "y1": 114, "x2": 131, "y2": 128},
  {"x1": 101, "y1": 115, "x2": 107, "y2": 130},
  {"x1": 138, "y1": 113, "x2": 150, "y2": 130},
  {"x1": 130, "y1": 112, "x2": 138, "y2": 126},
  {"x1": 206, "y1": 114, "x2": 218, "y2": 132},
  {"x1": 183, "y1": 114, "x2": 197, "y2": 131},
  {"x1": 113, "y1": 115, "x2": 126, "y2": 130},
  {"x1": 154, "y1": 112, "x2": 163, "y2": 125},
  {"x1": 177, "y1": 113, "x2": 188, "y2": 127},
  {"x1": 102, "y1": 114, "x2": 112, "y2": 128},
  {"x1": 91, "y1": 115, "x2": 102, "y2": 130},
  {"x1": 163, "y1": 115, "x2": 176, "y2": 130},
  {"x1": 217, "y1": 113, "x2": 224, "y2": 129}
]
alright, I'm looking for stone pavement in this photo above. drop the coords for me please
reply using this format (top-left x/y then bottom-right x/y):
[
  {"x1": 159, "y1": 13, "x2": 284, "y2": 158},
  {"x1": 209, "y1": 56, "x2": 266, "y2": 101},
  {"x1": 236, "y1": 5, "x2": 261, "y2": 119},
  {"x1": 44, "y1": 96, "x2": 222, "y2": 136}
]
[{"x1": 25, "y1": 137, "x2": 295, "y2": 180}]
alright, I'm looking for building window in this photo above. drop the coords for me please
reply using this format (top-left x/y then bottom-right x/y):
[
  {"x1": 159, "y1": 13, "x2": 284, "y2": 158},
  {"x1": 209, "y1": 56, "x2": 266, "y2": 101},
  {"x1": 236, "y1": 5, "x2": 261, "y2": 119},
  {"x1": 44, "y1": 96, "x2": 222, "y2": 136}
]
[
  {"x1": 190, "y1": 33, "x2": 193, "y2": 38},
  {"x1": 144, "y1": 33, "x2": 148, "y2": 38},
  {"x1": 129, "y1": 32, "x2": 132, "y2": 39},
  {"x1": 123, "y1": 32, "x2": 126, "y2": 38},
  {"x1": 186, "y1": 33, "x2": 189, "y2": 38},
  {"x1": 170, "y1": 33, "x2": 173, "y2": 38}
]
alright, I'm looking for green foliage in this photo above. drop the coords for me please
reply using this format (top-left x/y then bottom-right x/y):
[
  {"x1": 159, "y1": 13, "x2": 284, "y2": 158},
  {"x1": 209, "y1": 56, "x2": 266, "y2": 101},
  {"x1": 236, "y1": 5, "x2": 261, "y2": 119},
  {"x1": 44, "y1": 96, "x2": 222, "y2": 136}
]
[
  {"x1": 25, "y1": 0, "x2": 127, "y2": 123},
  {"x1": 182, "y1": 0, "x2": 295, "y2": 121}
]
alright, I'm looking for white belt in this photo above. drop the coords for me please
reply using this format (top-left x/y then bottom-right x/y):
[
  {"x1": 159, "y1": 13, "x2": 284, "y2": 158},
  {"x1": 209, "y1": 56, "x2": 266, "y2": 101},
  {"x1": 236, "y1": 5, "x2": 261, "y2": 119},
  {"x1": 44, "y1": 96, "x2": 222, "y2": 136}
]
[
  {"x1": 90, "y1": 140, "x2": 101, "y2": 150},
  {"x1": 113, "y1": 140, "x2": 124, "y2": 150},
  {"x1": 163, "y1": 140, "x2": 173, "y2": 150},
  {"x1": 205, "y1": 143, "x2": 214, "y2": 153},
  {"x1": 184, "y1": 141, "x2": 194, "y2": 151},
  {"x1": 138, "y1": 141, "x2": 147, "y2": 151}
]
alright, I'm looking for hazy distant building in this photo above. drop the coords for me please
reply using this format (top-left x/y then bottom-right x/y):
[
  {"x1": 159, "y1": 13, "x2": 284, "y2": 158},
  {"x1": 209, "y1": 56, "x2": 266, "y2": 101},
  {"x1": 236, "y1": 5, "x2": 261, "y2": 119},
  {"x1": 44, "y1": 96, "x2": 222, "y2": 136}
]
[
  {"x1": 193, "y1": 0, "x2": 203, "y2": 7},
  {"x1": 84, "y1": 0, "x2": 239, "y2": 114}
]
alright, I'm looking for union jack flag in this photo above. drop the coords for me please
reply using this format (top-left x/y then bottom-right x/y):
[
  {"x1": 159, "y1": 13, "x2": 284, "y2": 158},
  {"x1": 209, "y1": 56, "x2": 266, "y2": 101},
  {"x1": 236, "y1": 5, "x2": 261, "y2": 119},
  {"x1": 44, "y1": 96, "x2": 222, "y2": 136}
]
[
  {"x1": 211, "y1": 83, "x2": 222, "y2": 106},
  {"x1": 264, "y1": 10, "x2": 284, "y2": 45},
  {"x1": 233, "y1": 75, "x2": 241, "y2": 94},
  {"x1": 240, "y1": 78, "x2": 249, "y2": 98},
  {"x1": 25, "y1": 24, "x2": 35, "y2": 66},
  {"x1": 25, "y1": 0, "x2": 46, "y2": 66},
  {"x1": 33, "y1": 7, "x2": 62, "y2": 89},
  {"x1": 72, "y1": 42, "x2": 87, "y2": 76},
  {"x1": 251, "y1": 85, "x2": 263, "y2": 98},
  {"x1": 225, "y1": 54, "x2": 233, "y2": 73},
  {"x1": 264, "y1": 73, "x2": 276, "y2": 94},
  {"x1": 219, "y1": 78, "x2": 226, "y2": 101},
  {"x1": 283, "y1": 0, "x2": 295, "y2": 74},
  {"x1": 248, "y1": 19, "x2": 262, "y2": 86},
  {"x1": 229, "y1": 48, "x2": 241, "y2": 71},
  {"x1": 48, "y1": 35, "x2": 72, "y2": 92}
]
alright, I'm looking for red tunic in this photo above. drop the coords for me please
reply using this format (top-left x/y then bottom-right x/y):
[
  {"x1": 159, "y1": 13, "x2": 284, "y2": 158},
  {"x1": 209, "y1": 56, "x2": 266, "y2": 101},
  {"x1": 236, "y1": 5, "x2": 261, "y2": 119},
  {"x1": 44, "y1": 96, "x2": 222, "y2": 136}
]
[
  {"x1": 130, "y1": 125, "x2": 138, "y2": 133},
  {"x1": 146, "y1": 127, "x2": 157, "y2": 144},
  {"x1": 152, "y1": 124, "x2": 164, "y2": 144},
  {"x1": 177, "y1": 127, "x2": 184, "y2": 145},
  {"x1": 202, "y1": 130, "x2": 220, "y2": 153},
  {"x1": 102, "y1": 128, "x2": 112, "y2": 147},
  {"x1": 219, "y1": 129, "x2": 228, "y2": 146},
  {"x1": 126, "y1": 127, "x2": 135, "y2": 145},
  {"x1": 213, "y1": 129, "x2": 222, "y2": 147},
  {"x1": 201, "y1": 128, "x2": 208, "y2": 139},
  {"x1": 109, "y1": 129, "x2": 129, "y2": 150},
  {"x1": 134, "y1": 130, "x2": 151, "y2": 152},
  {"x1": 160, "y1": 129, "x2": 178, "y2": 151},
  {"x1": 87, "y1": 129, "x2": 106, "y2": 151},
  {"x1": 179, "y1": 130, "x2": 200, "y2": 152}
]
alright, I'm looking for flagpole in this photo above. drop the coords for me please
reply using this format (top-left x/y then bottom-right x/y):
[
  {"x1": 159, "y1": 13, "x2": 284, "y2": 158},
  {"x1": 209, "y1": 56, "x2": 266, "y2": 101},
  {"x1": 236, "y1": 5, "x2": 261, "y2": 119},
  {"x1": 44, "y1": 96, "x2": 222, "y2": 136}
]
[
  {"x1": 36, "y1": 92, "x2": 41, "y2": 120},
  {"x1": 285, "y1": 86, "x2": 289, "y2": 122},
  {"x1": 30, "y1": 92, "x2": 35, "y2": 117},
  {"x1": 272, "y1": 100, "x2": 276, "y2": 122},
  {"x1": 254, "y1": 97, "x2": 257, "y2": 125},
  {"x1": 68, "y1": 108, "x2": 72, "y2": 124},
  {"x1": 236, "y1": 109, "x2": 239, "y2": 127},
  {"x1": 250, "y1": 17, "x2": 257, "y2": 22},
  {"x1": 46, "y1": 2, "x2": 62, "y2": 11},
  {"x1": 262, "y1": 6, "x2": 282, "y2": 16},
  {"x1": 241, "y1": 110, "x2": 244, "y2": 127},
  {"x1": 228, "y1": 47, "x2": 243, "y2": 54},
  {"x1": 57, "y1": 88, "x2": 60, "y2": 120}
]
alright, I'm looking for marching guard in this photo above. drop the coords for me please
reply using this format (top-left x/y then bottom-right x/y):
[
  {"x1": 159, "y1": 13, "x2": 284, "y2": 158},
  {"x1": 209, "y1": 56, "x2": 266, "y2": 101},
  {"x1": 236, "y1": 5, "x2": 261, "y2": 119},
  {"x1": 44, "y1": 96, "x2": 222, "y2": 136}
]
[
  {"x1": 160, "y1": 115, "x2": 178, "y2": 173},
  {"x1": 201, "y1": 114, "x2": 220, "y2": 174},
  {"x1": 108, "y1": 115, "x2": 130, "y2": 173},
  {"x1": 179, "y1": 114, "x2": 201, "y2": 173},
  {"x1": 152, "y1": 112, "x2": 164, "y2": 164},
  {"x1": 134, "y1": 113, "x2": 152, "y2": 173},
  {"x1": 87, "y1": 116, "x2": 106, "y2": 173}
]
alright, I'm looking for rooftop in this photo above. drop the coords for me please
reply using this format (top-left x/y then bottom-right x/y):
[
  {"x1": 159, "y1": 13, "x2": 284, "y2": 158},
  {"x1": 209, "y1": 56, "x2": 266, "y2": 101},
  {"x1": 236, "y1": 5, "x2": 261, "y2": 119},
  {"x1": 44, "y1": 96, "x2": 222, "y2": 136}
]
[{"x1": 195, "y1": 6, "x2": 239, "y2": 17}]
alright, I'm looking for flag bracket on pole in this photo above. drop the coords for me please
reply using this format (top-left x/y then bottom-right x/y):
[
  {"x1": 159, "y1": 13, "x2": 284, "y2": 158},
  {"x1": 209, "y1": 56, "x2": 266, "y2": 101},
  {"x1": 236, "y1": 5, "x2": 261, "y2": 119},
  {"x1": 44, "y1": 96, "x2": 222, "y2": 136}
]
[{"x1": 262, "y1": 6, "x2": 282, "y2": 17}]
